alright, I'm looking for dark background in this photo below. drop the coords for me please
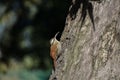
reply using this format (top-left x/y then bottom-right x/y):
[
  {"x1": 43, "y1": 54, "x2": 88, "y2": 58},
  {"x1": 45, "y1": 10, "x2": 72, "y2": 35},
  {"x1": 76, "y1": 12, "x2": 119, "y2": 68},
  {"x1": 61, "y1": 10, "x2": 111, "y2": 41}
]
[{"x1": 0, "y1": 0, "x2": 71, "y2": 80}]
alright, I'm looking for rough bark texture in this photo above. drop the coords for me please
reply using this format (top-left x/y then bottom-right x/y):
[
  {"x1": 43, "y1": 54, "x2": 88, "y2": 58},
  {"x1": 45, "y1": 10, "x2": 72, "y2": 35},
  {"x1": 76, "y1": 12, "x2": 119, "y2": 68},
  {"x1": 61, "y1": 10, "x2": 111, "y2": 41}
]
[{"x1": 49, "y1": 0, "x2": 120, "y2": 80}]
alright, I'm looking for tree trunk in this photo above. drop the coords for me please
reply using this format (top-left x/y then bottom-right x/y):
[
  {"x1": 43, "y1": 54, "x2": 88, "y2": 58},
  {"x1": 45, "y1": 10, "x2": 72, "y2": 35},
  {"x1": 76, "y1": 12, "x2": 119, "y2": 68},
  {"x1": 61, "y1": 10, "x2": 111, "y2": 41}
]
[{"x1": 49, "y1": 0, "x2": 120, "y2": 80}]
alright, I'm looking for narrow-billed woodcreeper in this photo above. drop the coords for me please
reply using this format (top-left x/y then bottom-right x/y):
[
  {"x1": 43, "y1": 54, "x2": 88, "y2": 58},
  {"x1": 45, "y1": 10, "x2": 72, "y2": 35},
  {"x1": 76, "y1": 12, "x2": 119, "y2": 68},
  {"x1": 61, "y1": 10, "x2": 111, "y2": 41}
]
[{"x1": 50, "y1": 32, "x2": 61, "y2": 69}]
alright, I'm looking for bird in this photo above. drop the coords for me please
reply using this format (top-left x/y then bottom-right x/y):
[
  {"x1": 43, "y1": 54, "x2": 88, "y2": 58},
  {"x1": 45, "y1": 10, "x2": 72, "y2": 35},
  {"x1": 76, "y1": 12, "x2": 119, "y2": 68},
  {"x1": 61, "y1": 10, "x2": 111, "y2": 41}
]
[{"x1": 50, "y1": 32, "x2": 61, "y2": 70}]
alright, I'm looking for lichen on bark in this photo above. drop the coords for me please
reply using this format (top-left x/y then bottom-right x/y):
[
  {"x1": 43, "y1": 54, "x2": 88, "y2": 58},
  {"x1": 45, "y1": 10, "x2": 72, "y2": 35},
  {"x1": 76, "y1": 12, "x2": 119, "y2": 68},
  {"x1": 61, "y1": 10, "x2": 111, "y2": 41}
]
[{"x1": 49, "y1": 0, "x2": 120, "y2": 80}]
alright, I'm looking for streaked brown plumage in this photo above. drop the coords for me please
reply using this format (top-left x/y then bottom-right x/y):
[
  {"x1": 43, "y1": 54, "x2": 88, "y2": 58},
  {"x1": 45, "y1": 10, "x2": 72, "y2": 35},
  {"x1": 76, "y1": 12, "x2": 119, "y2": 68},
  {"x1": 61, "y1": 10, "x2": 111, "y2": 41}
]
[{"x1": 50, "y1": 32, "x2": 61, "y2": 69}]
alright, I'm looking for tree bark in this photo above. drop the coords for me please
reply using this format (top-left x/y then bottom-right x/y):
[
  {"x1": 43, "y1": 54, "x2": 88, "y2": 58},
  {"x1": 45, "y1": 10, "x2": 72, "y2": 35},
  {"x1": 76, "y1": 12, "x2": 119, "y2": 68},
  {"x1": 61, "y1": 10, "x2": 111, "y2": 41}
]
[{"x1": 49, "y1": 0, "x2": 120, "y2": 80}]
